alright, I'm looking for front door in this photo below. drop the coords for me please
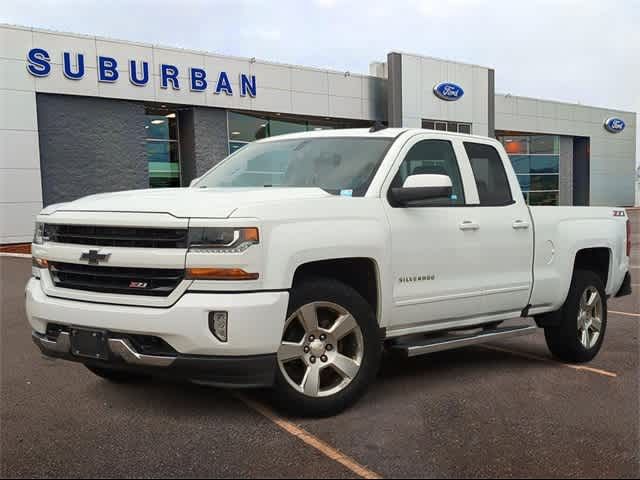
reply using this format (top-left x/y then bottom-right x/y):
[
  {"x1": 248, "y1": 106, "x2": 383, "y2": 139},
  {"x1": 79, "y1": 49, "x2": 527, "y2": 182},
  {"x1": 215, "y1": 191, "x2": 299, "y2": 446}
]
[{"x1": 383, "y1": 135, "x2": 489, "y2": 332}]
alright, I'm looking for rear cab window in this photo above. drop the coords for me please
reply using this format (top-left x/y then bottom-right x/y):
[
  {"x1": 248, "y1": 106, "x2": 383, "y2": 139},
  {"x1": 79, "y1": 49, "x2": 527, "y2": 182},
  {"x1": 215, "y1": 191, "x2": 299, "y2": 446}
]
[{"x1": 463, "y1": 142, "x2": 514, "y2": 206}]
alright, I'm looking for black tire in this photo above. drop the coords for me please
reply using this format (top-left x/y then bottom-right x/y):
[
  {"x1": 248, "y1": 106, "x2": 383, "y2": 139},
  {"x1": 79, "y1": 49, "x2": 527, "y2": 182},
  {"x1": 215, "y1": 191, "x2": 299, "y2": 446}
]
[
  {"x1": 272, "y1": 277, "x2": 382, "y2": 417},
  {"x1": 85, "y1": 365, "x2": 150, "y2": 383},
  {"x1": 544, "y1": 270, "x2": 607, "y2": 363}
]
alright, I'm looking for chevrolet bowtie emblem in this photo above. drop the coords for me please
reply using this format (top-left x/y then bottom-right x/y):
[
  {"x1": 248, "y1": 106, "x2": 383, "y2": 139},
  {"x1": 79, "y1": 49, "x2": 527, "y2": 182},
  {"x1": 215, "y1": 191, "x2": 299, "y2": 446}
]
[{"x1": 80, "y1": 249, "x2": 111, "y2": 265}]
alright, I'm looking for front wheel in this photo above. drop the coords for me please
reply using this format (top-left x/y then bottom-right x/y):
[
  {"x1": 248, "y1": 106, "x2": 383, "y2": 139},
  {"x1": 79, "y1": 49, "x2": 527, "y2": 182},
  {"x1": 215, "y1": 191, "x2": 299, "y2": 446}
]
[
  {"x1": 544, "y1": 270, "x2": 607, "y2": 363},
  {"x1": 273, "y1": 277, "x2": 381, "y2": 417}
]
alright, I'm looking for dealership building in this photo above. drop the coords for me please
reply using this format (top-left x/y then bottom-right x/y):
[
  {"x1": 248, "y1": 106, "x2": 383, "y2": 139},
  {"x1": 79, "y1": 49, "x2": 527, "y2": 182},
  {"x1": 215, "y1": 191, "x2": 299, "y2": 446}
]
[{"x1": 0, "y1": 23, "x2": 637, "y2": 244}]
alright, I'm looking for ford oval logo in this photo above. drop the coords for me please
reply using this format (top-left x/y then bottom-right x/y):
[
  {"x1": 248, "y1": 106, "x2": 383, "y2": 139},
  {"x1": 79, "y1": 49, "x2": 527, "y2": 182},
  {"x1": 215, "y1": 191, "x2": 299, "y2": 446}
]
[
  {"x1": 434, "y1": 82, "x2": 464, "y2": 101},
  {"x1": 604, "y1": 117, "x2": 625, "y2": 133}
]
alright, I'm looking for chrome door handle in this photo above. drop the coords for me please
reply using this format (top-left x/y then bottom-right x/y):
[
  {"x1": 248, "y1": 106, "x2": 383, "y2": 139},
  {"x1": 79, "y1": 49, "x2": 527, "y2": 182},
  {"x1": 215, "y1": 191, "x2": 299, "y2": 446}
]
[
  {"x1": 459, "y1": 221, "x2": 480, "y2": 231},
  {"x1": 512, "y1": 220, "x2": 530, "y2": 229}
]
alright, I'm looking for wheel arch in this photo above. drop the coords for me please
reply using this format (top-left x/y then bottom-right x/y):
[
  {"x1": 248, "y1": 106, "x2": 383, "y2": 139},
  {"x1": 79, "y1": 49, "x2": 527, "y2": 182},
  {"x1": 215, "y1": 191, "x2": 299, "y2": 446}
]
[
  {"x1": 291, "y1": 257, "x2": 382, "y2": 325},
  {"x1": 572, "y1": 247, "x2": 612, "y2": 291}
]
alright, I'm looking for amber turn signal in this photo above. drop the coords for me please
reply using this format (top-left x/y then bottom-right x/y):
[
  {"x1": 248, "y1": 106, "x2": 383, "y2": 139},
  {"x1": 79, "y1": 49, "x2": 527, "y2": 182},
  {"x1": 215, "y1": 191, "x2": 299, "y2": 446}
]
[
  {"x1": 186, "y1": 267, "x2": 259, "y2": 280},
  {"x1": 32, "y1": 257, "x2": 49, "y2": 268}
]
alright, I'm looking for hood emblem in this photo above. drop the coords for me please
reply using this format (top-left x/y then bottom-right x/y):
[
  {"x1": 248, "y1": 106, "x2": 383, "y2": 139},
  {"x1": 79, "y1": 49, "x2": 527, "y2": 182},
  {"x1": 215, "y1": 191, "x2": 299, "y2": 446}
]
[{"x1": 80, "y1": 249, "x2": 111, "y2": 265}]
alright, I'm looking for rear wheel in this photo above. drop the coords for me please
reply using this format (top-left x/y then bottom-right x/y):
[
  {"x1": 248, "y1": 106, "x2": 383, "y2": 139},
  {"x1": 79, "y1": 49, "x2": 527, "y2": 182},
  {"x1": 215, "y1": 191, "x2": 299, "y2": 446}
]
[
  {"x1": 85, "y1": 365, "x2": 150, "y2": 383},
  {"x1": 273, "y1": 277, "x2": 381, "y2": 417},
  {"x1": 544, "y1": 270, "x2": 607, "y2": 363}
]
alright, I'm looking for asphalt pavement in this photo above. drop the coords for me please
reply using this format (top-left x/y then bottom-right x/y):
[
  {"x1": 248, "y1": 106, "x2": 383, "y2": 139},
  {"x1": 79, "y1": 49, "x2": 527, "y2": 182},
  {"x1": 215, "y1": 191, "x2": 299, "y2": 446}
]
[{"x1": 1, "y1": 211, "x2": 638, "y2": 478}]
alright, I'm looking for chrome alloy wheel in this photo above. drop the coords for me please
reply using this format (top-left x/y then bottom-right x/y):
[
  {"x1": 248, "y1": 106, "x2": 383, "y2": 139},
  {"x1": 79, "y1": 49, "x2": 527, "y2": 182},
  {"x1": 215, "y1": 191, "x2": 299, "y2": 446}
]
[
  {"x1": 577, "y1": 286, "x2": 603, "y2": 349},
  {"x1": 277, "y1": 301, "x2": 364, "y2": 398}
]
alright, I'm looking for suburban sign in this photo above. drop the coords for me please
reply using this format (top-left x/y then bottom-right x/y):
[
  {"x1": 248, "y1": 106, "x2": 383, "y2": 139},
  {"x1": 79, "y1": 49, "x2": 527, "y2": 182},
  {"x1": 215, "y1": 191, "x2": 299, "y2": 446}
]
[
  {"x1": 433, "y1": 82, "x2": 464, "y2": 101},
  {"x1": 26, "y1": 48, "x2": 257, "y2": 97},
  {"x1": 604, "y1": 117, "x2": 626, "y2": 134}
]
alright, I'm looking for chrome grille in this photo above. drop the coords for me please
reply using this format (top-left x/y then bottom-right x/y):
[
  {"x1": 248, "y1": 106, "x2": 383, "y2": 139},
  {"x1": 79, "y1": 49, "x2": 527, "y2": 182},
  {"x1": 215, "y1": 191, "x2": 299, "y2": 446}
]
[
  {"x1": 49, "y1": 262, "x2": 184, "y2": 297},
  {"x1": 44, "y1": 224, "x2": 188, "y2": 249}
]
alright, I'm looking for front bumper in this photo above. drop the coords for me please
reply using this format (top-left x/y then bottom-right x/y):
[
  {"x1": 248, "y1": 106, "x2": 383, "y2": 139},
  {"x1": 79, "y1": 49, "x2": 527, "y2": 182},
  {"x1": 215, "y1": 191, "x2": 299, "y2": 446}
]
[
  {"x1": 32, "y1": 331, "x2": 277, "y2": 388},
  {"x1": 26, "y1": 278, "x2": 289, "y2": 387}
]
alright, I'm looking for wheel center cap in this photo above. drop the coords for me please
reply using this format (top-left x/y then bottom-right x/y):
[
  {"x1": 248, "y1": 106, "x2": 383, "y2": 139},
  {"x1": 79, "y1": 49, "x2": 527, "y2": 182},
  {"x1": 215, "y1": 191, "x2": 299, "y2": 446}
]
[{"x1": 309, "y1": 339, "x2": 325, "y2": 357}]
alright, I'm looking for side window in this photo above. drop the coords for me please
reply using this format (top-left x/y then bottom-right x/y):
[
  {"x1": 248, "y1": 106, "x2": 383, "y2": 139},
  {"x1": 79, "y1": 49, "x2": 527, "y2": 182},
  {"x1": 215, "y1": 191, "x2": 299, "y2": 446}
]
[
  {"x1": 464, "y1": 142, "x2": 514, "y2": 206},
  {"x1": 390, "y1": 139, "x2": 465, "y2": 206}
]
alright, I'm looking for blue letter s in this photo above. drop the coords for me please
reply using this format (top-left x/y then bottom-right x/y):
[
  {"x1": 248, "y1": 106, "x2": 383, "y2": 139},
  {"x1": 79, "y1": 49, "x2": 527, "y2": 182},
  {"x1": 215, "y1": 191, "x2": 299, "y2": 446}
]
[{"x1": 26, "y1": 48, "x2": 51, "y2": 77}]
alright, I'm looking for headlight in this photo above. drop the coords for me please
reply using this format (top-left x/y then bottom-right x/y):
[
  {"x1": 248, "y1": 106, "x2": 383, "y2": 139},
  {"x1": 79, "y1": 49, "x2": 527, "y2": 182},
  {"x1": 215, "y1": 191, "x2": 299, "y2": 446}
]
[
  {"x1": 33, "y1": 222, "x2": 45, "y2": 244},
  {"x1": 188, "y1": 227, "x2": 259, "y2": 253}
]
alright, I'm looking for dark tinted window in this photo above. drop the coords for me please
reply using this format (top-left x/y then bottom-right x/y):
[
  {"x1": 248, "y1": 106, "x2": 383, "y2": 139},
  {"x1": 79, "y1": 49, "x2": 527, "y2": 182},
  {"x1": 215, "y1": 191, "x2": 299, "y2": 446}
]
[
  {"x1": 464, "y1": 142, "x2": 514, "y2": 206},
  {"x1": 391, "y1": 139, "x2": 465, "y2": 205}
]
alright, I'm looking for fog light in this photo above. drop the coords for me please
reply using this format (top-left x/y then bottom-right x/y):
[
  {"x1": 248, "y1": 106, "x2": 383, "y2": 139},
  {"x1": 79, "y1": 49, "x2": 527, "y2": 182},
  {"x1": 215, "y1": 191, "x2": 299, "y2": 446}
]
[{"x1": 209, "y1": 311, "x2": 228, "y2": 342}]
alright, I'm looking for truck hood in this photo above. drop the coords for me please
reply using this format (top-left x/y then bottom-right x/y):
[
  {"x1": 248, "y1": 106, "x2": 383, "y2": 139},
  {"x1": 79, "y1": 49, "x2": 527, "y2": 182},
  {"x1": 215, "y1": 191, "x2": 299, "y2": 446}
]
[{"x1": 47, "y1": 187, "x2": 333, "y2": 218}]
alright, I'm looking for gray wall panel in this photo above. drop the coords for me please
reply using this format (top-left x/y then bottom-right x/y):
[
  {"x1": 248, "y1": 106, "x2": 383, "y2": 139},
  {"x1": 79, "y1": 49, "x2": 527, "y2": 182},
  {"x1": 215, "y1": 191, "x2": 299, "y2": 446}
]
[
  {"x1": 559, "y1": 136, "x2": 573, "y2": 206},
  {"x1": 488, "y1": 69, "x2": 495, "y2": 138},
  {"x1": 387, "y1": 53, "x2": 403, "y2": 128},
  {"x1": 192, "y1": 107, "x2": 229, "y2": 177},
  {"x1": 36, "y1": 93, "x2": 147, "y2": 206}
]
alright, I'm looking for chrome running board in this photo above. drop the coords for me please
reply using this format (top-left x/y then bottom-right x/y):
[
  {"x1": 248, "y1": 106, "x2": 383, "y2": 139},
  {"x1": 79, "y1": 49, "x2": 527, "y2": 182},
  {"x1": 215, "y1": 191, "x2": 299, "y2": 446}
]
[{"x1": 390, "y1": 324, "x2": 537, "y2": 358}]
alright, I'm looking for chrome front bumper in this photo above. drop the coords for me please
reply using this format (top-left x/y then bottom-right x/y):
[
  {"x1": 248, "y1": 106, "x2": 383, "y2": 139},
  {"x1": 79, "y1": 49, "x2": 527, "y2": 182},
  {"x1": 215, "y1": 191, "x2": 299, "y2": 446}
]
[
  {"x1": 31, "y1": 330, "x2": 278, "y2": 388},
  {"x1": 32, "y1": 331, "x2": 176, "y2": 367}
]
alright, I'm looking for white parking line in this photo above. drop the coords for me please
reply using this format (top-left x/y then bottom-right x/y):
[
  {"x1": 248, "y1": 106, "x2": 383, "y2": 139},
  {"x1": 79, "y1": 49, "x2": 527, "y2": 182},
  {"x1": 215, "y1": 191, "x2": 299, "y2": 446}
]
[
  {"x1": 0, "y1": 253, "x2": 31, "y2": 259},
  {"x1": 609, "y1": 310, "x2": 640, "y2": 318},
  {"x1": 236, "y1": 394, "x2": 382, "y2": 479},
  {"x1": 479, "y1": 345, "x2": 618, "y2": 378}
]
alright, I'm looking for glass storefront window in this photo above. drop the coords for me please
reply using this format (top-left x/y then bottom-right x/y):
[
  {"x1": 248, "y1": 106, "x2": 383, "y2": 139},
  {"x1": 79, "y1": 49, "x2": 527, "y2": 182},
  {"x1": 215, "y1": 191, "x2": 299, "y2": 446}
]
[
  {"x1": 227, "y1": 111, "x2": 372, "y2": 154},
  {"x1": 498, "y1": 134, "x2": 560, "y2": 206},
  {"x1": 146, "y1": 108, "x2": 180, "y2": 188},
  {"x1": 422, "y1": 119, "x2": 472, "y2": 134},
  {"x1": 529, "y1": 191, "x2": 559, "y2": 206},
  {"x1": 269, "y1": 119, "x2": 307, "y2": 137},
  {"x1": 530, "y1": 135, "x2": 559, "y2": 154}
]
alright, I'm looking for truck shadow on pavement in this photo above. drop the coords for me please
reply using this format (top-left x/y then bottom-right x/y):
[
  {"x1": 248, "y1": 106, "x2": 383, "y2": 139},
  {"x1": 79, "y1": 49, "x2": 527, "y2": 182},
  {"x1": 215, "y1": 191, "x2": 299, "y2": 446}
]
[{"x1": 80, "y1": 345, "x2": 547, "y2": 418}]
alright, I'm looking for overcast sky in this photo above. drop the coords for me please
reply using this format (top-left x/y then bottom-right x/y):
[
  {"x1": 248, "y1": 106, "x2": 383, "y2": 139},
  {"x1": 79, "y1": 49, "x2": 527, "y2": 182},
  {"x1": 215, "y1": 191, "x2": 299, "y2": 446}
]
[{"x1": 3, "y1": 0, "x2": 638, "y2": 166}]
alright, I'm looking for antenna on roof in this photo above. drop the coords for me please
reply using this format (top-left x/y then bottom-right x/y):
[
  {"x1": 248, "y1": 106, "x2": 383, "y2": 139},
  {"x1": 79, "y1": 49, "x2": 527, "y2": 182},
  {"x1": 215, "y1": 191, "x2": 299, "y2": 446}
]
[{"x1": 369, "y1": 122, "x2": 387, "y2": 133}]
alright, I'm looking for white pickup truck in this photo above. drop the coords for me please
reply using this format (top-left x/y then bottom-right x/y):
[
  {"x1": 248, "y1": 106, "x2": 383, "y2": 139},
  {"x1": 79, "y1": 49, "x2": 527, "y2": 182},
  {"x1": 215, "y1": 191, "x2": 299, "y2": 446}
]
[{"x1": 27, "y1": 128, "x2": 632, "y2": 416}]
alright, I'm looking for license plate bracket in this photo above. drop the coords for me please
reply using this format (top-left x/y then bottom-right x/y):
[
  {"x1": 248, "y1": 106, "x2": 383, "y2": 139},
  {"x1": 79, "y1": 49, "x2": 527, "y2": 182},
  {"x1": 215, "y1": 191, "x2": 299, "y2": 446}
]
[{"x1": 70, "y1": 328, "x2": 110, "y2": 360}]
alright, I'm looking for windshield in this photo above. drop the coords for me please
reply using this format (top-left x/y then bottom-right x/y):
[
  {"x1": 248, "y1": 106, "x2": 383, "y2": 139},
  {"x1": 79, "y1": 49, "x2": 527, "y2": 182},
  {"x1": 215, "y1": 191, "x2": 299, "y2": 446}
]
[{"x1": 194, "y1": 137, "x2": 393, "y2": 196}]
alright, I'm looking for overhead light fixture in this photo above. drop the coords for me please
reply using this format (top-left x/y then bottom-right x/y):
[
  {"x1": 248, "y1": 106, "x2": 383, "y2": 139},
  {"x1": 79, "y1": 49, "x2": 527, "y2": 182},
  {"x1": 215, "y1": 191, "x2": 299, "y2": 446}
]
[
  {"x1": 165, "y1": 113, "x2": 176, "y2": 119},
  {"x1": 151, "y1": 119, "x2": 165, "y2": 125},
  {"x1": 231, "y1": 131, "x2": 241, "y2": 135}
]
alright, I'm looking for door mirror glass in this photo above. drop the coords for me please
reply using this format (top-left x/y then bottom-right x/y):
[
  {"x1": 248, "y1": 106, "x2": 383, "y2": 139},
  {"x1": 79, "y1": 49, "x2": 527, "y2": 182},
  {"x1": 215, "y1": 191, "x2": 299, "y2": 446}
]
[{"x1": 391, "y1": 174, "x2": 453, "y2": 206}]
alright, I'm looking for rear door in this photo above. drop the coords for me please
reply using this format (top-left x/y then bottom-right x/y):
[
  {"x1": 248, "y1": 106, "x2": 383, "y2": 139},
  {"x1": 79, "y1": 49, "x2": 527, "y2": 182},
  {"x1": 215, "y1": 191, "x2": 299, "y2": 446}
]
[{"x1": 459, "y1": 139, "x2": 534, "y2": 315}]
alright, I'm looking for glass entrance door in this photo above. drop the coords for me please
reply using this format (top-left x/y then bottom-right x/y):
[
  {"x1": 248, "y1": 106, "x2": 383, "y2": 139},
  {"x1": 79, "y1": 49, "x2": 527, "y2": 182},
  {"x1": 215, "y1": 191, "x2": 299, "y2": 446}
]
[{"x1": 145, "y1": 108, "x2": 181, "y2": 188}]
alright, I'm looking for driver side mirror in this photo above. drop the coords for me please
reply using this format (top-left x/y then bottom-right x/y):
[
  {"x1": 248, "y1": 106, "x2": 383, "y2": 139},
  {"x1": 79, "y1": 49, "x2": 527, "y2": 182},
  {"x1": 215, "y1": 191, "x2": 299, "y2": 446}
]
[{"x1": 390, "y1": 174, "x2": 453, "y2": 206}]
